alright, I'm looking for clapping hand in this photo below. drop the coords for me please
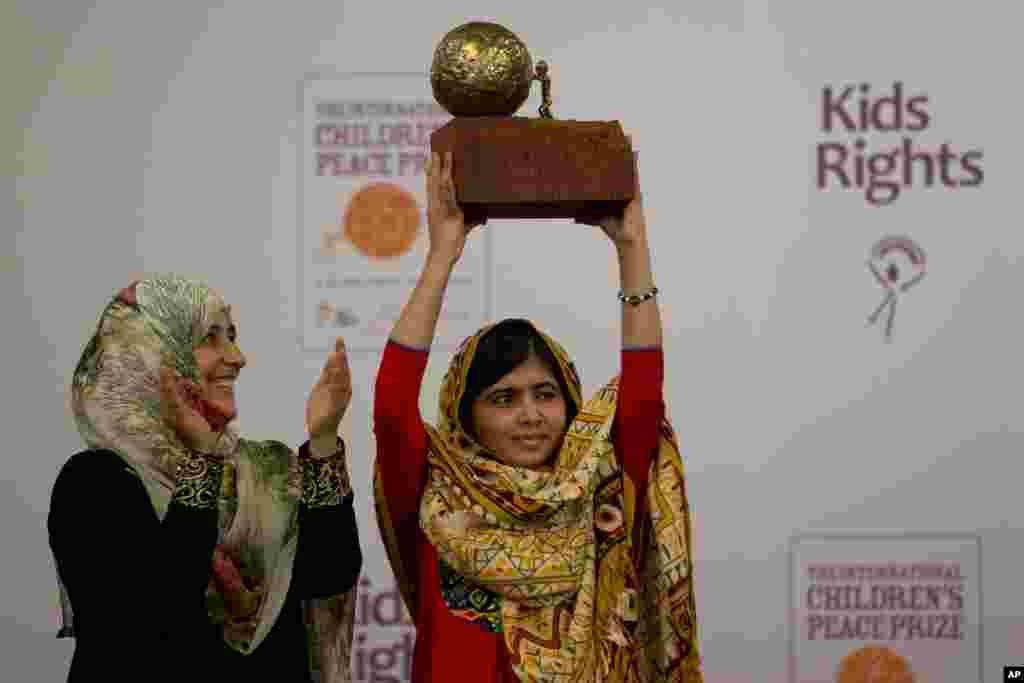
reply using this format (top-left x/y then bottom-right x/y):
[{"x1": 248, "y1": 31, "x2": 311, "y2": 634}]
[
  {"x1": 159, "y1": 367, "x2": 221, "y2": 455},
  {"x1": 306, "y1": 337, "x2": 352, "y2": 449}
]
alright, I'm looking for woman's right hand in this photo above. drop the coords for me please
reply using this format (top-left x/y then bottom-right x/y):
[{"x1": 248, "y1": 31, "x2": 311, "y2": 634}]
[
  {"x1": 426, "y1": 151, "x2": 484, "y2": 265},
  {"x1": 388, "y1": 151, "x2": 482, "y2": 349},
  {"x1": 159, "y1": 366, "x2": 222, "y2": 456}
]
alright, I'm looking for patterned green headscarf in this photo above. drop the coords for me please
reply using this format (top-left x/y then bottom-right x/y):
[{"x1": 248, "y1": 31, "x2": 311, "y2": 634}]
[{"x1": 65, "y1": 274, "x2": 303, "y2": 655}]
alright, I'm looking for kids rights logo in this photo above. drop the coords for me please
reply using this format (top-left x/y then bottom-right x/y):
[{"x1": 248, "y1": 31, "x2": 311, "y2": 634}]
[
  {"x1": 866, "y1": 236, "x2": 926, "y2": 343},
  {"x1": 816, "y1": 82, "x2": 984, "y2": 205}
]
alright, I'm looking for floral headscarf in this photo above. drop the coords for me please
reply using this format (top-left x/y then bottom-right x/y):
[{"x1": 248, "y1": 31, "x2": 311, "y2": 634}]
[
  {"x1": 375, "y1": 321, "x2": 703, "y2": 683},
  {"x1": 60, "y1": 273, "x2": 355, "y2": 681}
]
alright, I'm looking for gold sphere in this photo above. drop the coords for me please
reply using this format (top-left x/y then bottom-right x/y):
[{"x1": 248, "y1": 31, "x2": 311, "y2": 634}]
[{"x1": 430, "y1": 22, "x2": 533, "y2": 117}]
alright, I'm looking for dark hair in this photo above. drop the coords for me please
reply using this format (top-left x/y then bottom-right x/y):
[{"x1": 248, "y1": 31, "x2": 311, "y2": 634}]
[{"x1": 459, "y1": 319, "x2": 579, "y2": 440}]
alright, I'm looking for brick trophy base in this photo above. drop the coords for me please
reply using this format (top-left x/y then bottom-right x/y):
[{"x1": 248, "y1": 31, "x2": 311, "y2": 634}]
[{"x1": 430, "y1": 117, "x2": 635, "y2": 222}]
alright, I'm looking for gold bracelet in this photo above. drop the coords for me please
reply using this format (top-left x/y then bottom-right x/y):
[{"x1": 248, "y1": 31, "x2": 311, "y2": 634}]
[
  {"x1": 618, "y1": 287, "x2": 658, "y2": 306},
  {"x1": 309, "y1": 435, "x2": 345, "y2": 460}
]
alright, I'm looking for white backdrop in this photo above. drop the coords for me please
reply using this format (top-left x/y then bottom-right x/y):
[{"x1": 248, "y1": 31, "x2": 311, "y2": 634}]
[{"x1": 5, "y1": 1, "x2": 1023, "y2": 681}]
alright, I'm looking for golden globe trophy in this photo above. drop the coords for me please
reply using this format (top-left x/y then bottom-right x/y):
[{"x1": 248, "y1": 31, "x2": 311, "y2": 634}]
[{"x1": 429, "y1": 22, "x2": 635, "y2": 223}]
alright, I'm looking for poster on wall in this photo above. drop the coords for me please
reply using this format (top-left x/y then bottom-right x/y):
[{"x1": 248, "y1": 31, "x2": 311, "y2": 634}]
[
  {"x1": 790, "y1": 532, "x2": 982, "y2": 683},
  {"x1": 299, "y1": 72, "x2": 493, "y2": 352}
]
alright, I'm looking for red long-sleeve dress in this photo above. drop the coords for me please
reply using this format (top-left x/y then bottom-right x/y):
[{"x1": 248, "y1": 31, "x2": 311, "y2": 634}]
[{"x1": 374, "y1": 340, "x2": 664, "y2": 682}]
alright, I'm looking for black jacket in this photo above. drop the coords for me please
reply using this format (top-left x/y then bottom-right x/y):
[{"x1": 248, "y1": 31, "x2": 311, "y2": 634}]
[{"x1": 48, "y1": 448, "x2": 362, "y2": 683}]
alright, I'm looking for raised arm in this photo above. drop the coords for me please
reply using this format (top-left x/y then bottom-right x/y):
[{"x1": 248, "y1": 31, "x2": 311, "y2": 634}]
[
  {"x1": 616, "y1": 228, "x2": 661, "y2": 350},
  {"x1": 376, "y1": 151, "x2": 482, "y2": 469},
  {"x1": 581, "y1": 150, "x2": 664, "y2": 491},
  {"x1": 373, "y1": 153, "x2": 484, "y2": 604},
  {"x1": 606, "y1": 149, "x2": 661, "y2": 350},
  {"x1": 390, "y1": 151, "x2": 484, "y2": 349},
  {"x1": 291, "y1": 440, "x2": 362, "y2": 599}
]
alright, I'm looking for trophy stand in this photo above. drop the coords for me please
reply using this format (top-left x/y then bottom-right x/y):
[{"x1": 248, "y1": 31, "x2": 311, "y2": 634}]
[{"x1": 428, "y1": 23, "x2": 635, "y2": 222}]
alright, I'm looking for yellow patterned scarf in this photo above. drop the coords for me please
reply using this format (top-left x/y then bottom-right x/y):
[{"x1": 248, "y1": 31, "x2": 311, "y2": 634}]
[{"x1": 374, "y1": 322, "x2": 703, "y2": 683}]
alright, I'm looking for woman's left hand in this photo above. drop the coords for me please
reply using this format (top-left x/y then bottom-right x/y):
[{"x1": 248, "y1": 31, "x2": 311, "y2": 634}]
[
  {"x1": 576, "y1": 142, "x2": 648, "y2": 250},
  {"x1": 306, "y1": 337, "x2": 352, "y2": 442}
]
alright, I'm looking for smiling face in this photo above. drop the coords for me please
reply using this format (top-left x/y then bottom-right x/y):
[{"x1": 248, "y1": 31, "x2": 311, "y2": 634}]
[
  {"x1": 193, "y1": 307, "x2": 246, "y2": 428},
  {"x1": 469, "y1": 353, "x2": 569, "y2": 469}
]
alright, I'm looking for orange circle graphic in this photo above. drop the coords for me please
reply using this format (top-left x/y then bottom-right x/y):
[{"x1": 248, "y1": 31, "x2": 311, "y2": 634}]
[
  {"x1": 836, "y1": 645, "x2": 914, "y2": 683},
  {"x1": 342, "y1": 182, "x2": 421, "y2": 260}
]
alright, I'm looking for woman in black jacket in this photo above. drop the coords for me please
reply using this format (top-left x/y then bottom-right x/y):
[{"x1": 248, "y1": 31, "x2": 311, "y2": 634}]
[{"x1": 48, "y1": 273, "x2": 362, "y2": 682}]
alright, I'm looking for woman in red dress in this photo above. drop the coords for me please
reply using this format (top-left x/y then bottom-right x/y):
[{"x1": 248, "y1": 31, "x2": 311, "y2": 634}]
[{"x1": 373, "y1": 153, "x2": 703, "y2": 682}]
